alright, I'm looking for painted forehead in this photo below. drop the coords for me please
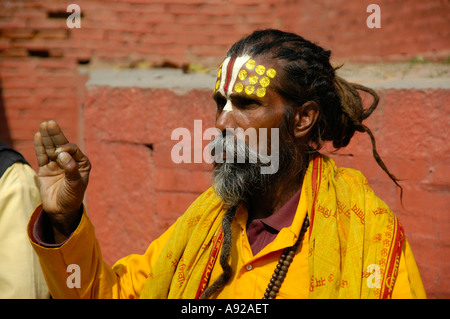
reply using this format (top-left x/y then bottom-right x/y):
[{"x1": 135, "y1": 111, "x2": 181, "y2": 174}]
[{"x1": 214, "y1": 55, "x2": 277, "y2": 98}]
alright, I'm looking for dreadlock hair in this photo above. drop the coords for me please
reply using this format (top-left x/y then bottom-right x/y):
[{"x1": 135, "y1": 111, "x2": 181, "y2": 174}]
[
  {"x1": 227, "y1": 29, "x2": 402, "y2": 190},
  {"x1": 200, "y1": 29, "x2": 402, "y2": 299},
  {"x1": 200, "y1": 205, "x2": 237, "y2": 299}
]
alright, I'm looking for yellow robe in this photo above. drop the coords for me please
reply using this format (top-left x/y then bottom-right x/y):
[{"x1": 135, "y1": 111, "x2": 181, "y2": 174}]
[{"x1": 28, "y1": 154, "x2": 426, "y2": 298}]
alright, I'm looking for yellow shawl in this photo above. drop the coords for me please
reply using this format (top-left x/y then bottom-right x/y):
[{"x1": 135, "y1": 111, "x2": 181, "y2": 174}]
[{"x1": 140, "y1": 154, "x2": 403, "y2": 299}]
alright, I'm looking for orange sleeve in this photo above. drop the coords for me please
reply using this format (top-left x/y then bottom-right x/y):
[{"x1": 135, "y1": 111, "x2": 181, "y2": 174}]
[{"x1": 28, "y1": 204, "x2": 175, "y2": 299}]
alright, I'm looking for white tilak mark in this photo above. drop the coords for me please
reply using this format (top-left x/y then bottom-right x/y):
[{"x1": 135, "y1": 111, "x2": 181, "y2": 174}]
[
  {"x1": 218, "y1": 55, "x2": 251, "y2": 113},
  {"x1": 223, "y1": 100, "x2": 233, "y2": 112},
  {"x1": 226, "y1": 55, "x2": 251, "y2": 96},
  {"x1": 218, "y1": 57, "x2": 230, "y2": 97}
]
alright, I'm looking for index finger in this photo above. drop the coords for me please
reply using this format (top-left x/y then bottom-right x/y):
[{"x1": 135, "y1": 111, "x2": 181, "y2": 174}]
[{"x1": 34, "y1": 132, "x2": 49, "y2": 167}]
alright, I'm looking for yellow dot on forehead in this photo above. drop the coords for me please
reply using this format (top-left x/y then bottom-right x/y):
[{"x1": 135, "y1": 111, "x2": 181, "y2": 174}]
[
  {"x1": 234, "y1": 82, "x2": 243, "y2": 93},
  {"x1": 259, "y1": 76, "x2": 270, "y2": 88},
  {"x1": 249, "y1": 75, "x2": 259, "y2": 85},
  {"x1": 255, "y1": 65, "x2": 266, "y2": 75},
  {"x1": 256, "y1": 87, "x2": 266, "y2": 97},
  {"x1": 245, "y1": 85, "x2": 255, "y2": 95},
  {"x1": 245, "y1": 59, "x2": 255, "y2": 70},
  {"x1": 215, "y1": 79, "x2": 220, "y2": 90},
  {"x1": 266, "y1": 68, "x2": 276, "y2": 78},
  {"x1": 238, "y1": 69, "x2": 247, "y2": 81}
]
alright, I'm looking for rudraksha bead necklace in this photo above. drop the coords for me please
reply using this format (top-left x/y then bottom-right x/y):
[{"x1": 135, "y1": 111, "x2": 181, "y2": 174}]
[{"x1": 263, "y1": 214, "x2": 309, "y2": 299}]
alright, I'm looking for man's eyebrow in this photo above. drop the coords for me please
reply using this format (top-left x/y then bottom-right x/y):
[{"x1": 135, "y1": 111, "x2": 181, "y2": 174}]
[
  {"x1": 230, "y1": 94, "x2": 262, "y2": 105},
  {"x1": 212, "y1": 92, "x2": 263, "y2": 106}
]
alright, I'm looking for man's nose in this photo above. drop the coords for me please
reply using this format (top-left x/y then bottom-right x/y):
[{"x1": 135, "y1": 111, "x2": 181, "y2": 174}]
[{"x1": 215, "y1": 104, "x2": 236, "y2": 132}]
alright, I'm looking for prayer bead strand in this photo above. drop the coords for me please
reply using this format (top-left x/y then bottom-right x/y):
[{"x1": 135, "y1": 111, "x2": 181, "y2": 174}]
[{"x1": 263, "y1": 214, "x2": 309, "y2": 299}]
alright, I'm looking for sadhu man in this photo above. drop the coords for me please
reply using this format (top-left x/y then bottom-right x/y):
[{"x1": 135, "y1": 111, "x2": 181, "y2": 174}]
[{"x1": 28, "y1": 29, "x2": 426, "y2": 299}]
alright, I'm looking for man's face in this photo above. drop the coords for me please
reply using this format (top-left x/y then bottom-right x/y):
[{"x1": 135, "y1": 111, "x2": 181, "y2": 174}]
[
  {"x1": 210, "y1": 54, "x2": 298, "y2": 206},
  {"x1": 212, "y1": 54, "x2": 286, "y2": 148}
]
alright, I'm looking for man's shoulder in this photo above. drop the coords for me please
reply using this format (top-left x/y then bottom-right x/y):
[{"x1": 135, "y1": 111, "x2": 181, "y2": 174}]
[
  {"x1": 183, "y1": 186, "x2": 225, "y2": 217},
  {"x1": 321, "y1": 156, "x2": 370, "y2": 192},
  {"x1": 335, "y1": 166, "x2": 369, "y2": 187},
  {"x1": 0, "y1": 145, "x2": 30, "y2": 178},
  {"x1": 321, "y1": 155, "x2": 366, "y2": 179},
  {"x1": 331, "y1": 163, "x2": 394, "y2": 215},
  {"x1": 0, "y1": 162, "x2": 39, "y2": 192},
  {"x1": 169, "y1": 187, "x2": 226, "y2": 238},
  {"x1": 189, "y1": 186, "x2": 222, "y2": 205},
  {"x1": 321, "y1": 156, "x2": 378, "y2": 200}
]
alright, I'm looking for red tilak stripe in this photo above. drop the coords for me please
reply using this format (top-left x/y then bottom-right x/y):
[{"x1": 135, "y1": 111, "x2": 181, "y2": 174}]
[{"x1": 223, "y1": 56, "x2": 236, "y2": 93}]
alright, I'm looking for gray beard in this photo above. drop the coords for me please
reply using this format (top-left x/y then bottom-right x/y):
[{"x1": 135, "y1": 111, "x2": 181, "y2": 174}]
[{"x1": 210, "y1": 130, "x2": 301, "y2": 207}]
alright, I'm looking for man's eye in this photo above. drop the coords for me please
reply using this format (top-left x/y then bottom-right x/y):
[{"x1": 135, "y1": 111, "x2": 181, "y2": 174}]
[
  {"x1": 235, "y1": 98, "x2": 260, "y2": 109},
  {"x1": 240, "y1": 99, "x2": 256, "y2": 107}
]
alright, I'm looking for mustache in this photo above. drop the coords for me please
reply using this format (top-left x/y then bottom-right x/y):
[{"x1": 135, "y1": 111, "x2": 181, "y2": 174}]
[{"x1": 208, "y1": 130, "x2": 271, "y2": 165}]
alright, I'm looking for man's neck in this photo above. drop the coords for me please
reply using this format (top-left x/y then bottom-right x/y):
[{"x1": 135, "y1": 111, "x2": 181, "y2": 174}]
[{"x1": 247, "y1": 172, "x2": 304, "y2": 221}]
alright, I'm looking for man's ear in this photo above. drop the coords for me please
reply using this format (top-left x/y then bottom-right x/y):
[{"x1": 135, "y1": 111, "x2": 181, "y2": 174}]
[{"x1": 293, "y1": 101, "x2": 319, "y2": 138}]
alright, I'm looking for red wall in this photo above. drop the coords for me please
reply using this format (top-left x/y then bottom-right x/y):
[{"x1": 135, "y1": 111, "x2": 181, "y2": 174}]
[
  {"x1": 84, "y1": 86, "x2": 215, "y2": 264},
  {"x1": 1, "y1": 0, "x2": 449, "y2": 162},
  {"x1": 1, "y1": 0, "x2": 449, "y2": 298},
  {"x1": 2, "y1": 0, "x2": 449, "y2": 158},
  {"x1": 83, "y1": 82, "x2": 449, "y2": 298}
]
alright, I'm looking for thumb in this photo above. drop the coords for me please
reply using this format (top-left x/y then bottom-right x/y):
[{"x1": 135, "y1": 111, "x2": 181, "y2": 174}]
[{"x1": 56, "y1": 151, "x2": 81, "y2": 182}]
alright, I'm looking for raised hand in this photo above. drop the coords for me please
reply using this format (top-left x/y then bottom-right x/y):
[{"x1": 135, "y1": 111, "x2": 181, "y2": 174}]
[{"x1": 34, "y1": 120, "x2": 91, "y2": 242}]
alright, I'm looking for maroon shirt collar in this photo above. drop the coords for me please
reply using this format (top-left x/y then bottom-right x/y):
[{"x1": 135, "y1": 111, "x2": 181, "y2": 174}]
[
  {"x1": 253, "y1": 188, "x2": 301, "y2": 232},
  {"x1": 245, "y1": 188, "x2": 302, "y2": 255}
]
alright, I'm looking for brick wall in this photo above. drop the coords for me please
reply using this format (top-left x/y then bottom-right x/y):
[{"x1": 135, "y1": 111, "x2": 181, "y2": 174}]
[
  {"x1": 1, "y1": 0, "x2": 449, "y2": 298},
  {"x1": 84, "y1": 84, "x2": 215, "y2": 265},
  {"x1": 1, "y1": 0, "x2": 449, "y2": 160},
  {"x1": 83, "y1": 67, "x2": 449, "y2": 298}
]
